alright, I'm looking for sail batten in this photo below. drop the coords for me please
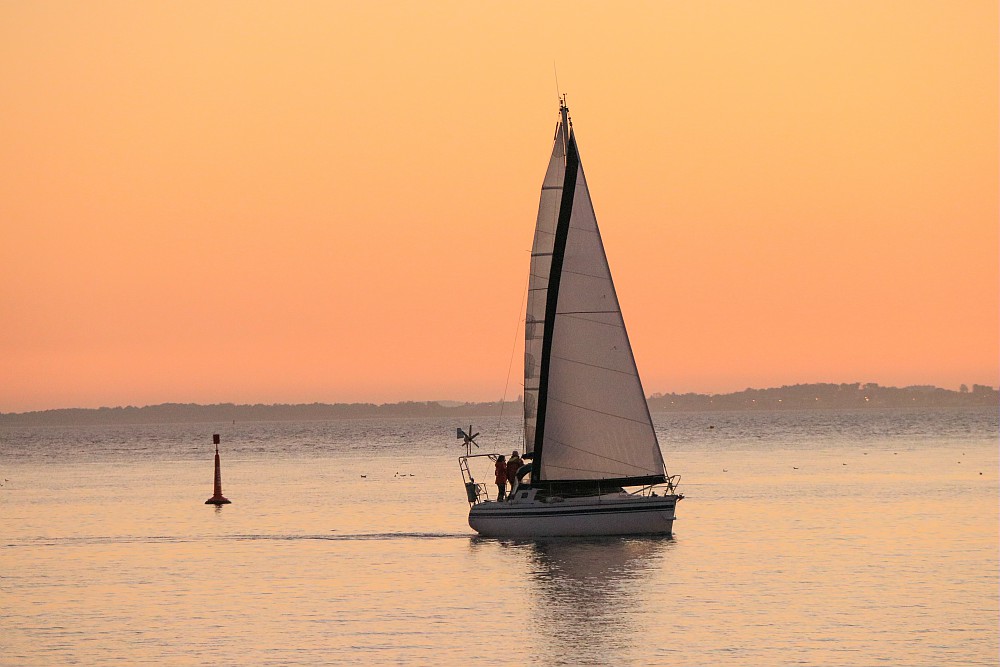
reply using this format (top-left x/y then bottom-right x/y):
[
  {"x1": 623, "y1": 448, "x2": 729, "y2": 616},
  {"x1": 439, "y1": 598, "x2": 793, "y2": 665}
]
[{"x1": 524, "y1": 104, "x2": 666, "y2": 487}]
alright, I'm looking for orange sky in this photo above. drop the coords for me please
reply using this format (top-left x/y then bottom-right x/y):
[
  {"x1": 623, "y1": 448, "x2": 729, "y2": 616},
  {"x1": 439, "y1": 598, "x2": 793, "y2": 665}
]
[{"x1": 1, "y1": 1, "x2": 997, "y2": 412}]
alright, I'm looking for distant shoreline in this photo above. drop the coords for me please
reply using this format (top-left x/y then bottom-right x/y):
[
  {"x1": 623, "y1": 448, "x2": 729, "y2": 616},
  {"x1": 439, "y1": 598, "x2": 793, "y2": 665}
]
[{"x1": 1, "y1": 383, "x2": 996, "y2": 426}]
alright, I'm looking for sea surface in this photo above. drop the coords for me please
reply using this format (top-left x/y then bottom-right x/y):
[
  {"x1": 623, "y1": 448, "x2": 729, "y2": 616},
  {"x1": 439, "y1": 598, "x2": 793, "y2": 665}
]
[{"x1": 2, "y1": 407, "x2": 997, "y2": 666}]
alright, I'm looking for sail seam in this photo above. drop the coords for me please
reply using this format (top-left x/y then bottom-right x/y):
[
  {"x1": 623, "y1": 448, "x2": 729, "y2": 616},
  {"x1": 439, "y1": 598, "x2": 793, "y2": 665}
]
[
  {"x1": 556, "y1": 310, "x2": 619, "y2": 314},
  {"x1": 547, "y1": 395, "x2": 652, "y2": 427},
  {"x1": 549, "y1": 354, "x2": 638, "y2": 377},
  {"x1": 558, "y1": 313, "x2": 625, "y2": 329},
  {"x1": 559, "y1": 268, "x2": 613, "y2": 280},
  {"x1": 543, "y1": 462, "x2": 653, "y2": 477},
  {"x1": 540, "y1": 433, "x2": 658, "y2": 473}
]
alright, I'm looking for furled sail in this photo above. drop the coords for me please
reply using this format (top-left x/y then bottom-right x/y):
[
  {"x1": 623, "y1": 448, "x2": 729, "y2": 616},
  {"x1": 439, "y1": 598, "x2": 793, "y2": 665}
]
[{"x1": 524, "y1": 104, "x2": 666, "y2": 488}]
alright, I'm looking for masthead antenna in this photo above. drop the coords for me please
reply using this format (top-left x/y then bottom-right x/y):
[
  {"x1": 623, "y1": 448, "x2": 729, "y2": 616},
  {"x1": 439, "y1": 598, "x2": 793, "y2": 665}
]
[{"x1": 553, "y1": 62, "x2": 562, "y2": 104}]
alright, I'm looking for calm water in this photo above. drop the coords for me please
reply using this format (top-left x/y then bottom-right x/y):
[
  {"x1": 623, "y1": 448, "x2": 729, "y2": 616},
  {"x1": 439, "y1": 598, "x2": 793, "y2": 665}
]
[{"x1": 2, "y1": 408, "x2": 997, "y2": 666}]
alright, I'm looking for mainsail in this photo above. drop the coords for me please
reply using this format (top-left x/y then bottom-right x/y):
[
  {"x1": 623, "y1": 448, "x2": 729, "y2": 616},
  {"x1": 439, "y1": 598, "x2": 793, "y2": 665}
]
[{"x1": 523, "y1": 103, "x2": 666, "y2": 489}]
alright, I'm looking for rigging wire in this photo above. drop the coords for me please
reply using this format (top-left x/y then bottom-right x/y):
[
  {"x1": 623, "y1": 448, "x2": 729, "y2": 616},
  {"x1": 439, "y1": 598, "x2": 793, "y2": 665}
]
[{"x1": 495, "y1": 260, "x2": 531, "y2": 447}]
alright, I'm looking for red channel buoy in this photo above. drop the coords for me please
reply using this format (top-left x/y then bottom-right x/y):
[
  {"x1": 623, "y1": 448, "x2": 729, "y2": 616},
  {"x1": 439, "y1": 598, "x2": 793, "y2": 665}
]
[{"x1": 205, "y1": 433, "x2": 231, "y2": 505}]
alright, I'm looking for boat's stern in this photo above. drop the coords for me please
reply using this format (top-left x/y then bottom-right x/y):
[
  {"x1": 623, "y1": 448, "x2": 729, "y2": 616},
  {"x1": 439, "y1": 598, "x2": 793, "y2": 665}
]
[{"x1": 458, "y1": 452, "x2": 504, "y2": 507}]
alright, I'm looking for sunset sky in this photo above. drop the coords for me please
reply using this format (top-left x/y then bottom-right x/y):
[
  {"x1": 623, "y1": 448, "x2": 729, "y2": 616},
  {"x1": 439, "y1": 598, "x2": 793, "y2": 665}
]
[{"x1": 1, "y1": 1, "x2": 996, "y2": 412}]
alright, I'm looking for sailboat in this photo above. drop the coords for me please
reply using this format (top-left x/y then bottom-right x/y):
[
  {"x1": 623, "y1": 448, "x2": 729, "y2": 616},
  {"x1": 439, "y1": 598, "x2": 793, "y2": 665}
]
[{"x1": 458, "y1": 99, "x2": 682, "y2": 538}]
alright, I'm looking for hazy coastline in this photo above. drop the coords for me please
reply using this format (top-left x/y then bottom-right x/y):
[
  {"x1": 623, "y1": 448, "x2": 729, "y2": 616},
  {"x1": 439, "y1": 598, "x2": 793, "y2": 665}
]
[{"x1": 2, "y1": 382, "x2": 995, "y2": 426}]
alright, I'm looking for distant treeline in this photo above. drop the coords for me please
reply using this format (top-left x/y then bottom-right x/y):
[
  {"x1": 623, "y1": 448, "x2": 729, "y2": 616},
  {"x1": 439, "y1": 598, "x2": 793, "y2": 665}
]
[
  {"x1": 647, "y1": 382, "x2": 998, "y2": 412},
  {"x1": 0, "y1": 400, "x2": 521, "y2": 426},
  {"x1": 1, "y1": 383, "x2": 996, "y2": 426}
]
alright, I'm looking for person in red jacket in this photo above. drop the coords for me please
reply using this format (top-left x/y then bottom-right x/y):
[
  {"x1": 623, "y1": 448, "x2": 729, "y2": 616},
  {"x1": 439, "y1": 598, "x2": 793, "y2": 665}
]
[{"x1": 494, "y1": 455, "x2": 507, "y2": 501}]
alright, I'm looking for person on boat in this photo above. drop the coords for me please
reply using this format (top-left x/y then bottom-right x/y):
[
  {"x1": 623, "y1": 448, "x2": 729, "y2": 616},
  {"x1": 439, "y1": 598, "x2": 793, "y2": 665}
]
[
  {"x1": 506, "y1": 451, "x2": 523, "y2": 494},
  {"x1": 494, "y1": 455, "x2": 507, "y2": 501}
]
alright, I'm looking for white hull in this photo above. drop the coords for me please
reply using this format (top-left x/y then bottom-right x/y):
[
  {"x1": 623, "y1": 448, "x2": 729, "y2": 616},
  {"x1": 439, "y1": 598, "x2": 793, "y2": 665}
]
[{"x1": 468, "y1": 490, "x2": 677, "y2": 538}]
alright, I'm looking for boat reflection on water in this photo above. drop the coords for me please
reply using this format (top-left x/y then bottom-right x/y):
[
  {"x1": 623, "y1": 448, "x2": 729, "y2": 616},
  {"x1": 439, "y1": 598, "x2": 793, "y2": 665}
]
[{"x1": 524, "y1": 537, "x2": 676, "y2": 664}]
